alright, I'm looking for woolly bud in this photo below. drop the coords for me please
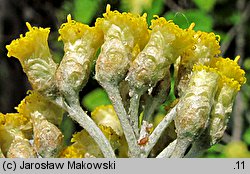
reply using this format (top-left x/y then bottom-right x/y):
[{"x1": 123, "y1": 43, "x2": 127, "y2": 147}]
[
  {"x1": 56, "y1": 15, "x2": 103, "y2": 97},
  {"x1": 6, "y1": 23, "x2": 58, "y2": 97},
  {"x1": 95, "y1": 4, "x2": 149, "y2": 86},
  {"x1": 175, "y1": 28, "x2": 221, "y2": 97},
  {"x1": 32, "y1": 111, "x2": 64, "y2": 157},
  {"x1": 209, "y1": 57, "x2": 246, "y2": 145},
  {"x1": 126, "y1": 17, "x2": 192, "y2": 93},
  {"x1": 7, "y1": 130, "x2": 37, "y2": 158},
  {"x1": 175, "y1": 65, "x2": 219, "y2": 141}
]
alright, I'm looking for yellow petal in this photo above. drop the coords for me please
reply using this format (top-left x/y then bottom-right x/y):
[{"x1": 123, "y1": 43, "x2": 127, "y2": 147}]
[
  {"x1": 91, "y1": 105, "x2": 123, "y2": 136},
  {"x1": 16, "y1": 90, "x2": 64, "y2": 125},
  {"x1": 6, "y1": 22, "x2": 50, "y2": 61},
  {"x1": 60, "y1": 145, "x2": 83, "y2": 158},
  {"x1": 71, "y1": 130, "x2": 103, "y2": 157},
  {"x1": 210, "y1": 57, "x2": 246, "y2": 91},
  {"x1": 59, "y1": 14, "x2": 103, "y2": 48},
  {"x1": 0, "y1": 113, "x2": 29, "y2": 129},
  {"x1": 95, "y1": 4, "x2": 149, "y2": 50},
  {"x1": 181, "y1": 30, "x2": 221, "y2": 68}
]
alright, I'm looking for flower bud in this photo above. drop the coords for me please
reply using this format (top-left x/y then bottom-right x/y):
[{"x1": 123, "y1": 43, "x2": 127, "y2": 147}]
[
  {"x1": 32, "y1": 111, "x2": 64, "y2": 157},
  {"x1": 175, "y1": 28, "x2": 221, "y2": 97},
  {"x1": 175, "y1": 65, "x2": 219, "y2": 141},
  {"x1": 183, "y1": 57, "x2": 246, "y2": 157},
  {"x1": 126, "y1": 17, "x2": 193, "y2": 93},
  {"x1": 6, "y1": 23, "x2": 58, "y2": 97},
  {"x1": 56, "y1": 15, "x2": 103, "y2": 96},
  {"x1": 95, "y1": 4, "x2": 149, "y2": 86},
  {"x1": 68, "y1": 130, "x2": 103, "y2": 158},
  {"x1": 92, "y1": 105, "x2": 124, "y2": 150},
  {"x1": 16, "y1": 90, "x2": 65, "y2": 126},
  {"x1": 7, "y1": 130, "x2": 37, "y2": 158},
  {"x1": 209, "y1": 57, "x2": 246, "y2": 145}
]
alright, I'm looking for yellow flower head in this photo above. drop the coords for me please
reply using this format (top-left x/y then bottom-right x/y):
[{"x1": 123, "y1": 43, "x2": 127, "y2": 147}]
[
  {"x1": 150, "y1": 16, "x2": 183, "y2": 45},
  {"x1": 71, "y1": 130, "x2": 103, "y2": 157},
  {"x1": 6, "y1": 22, "x2": 50, "y2": 62},
  {"x1": 182, "y1": 29, "x2": 221, "y2": 68},
  {"x1": 150, "y1": 17, "x2": 195, "y2": 63},
  {"x1": 91, "y1": 105, "x2": 123, "y2": 136},
  {"x1": 95, "y1": 4, "x2": 149, "y2": 49},
  {"x1": 16, "y1": 90, "x2": 64, "y2": 126},
  {"x1": 60, "y1": 145, "x2": 83, "y2": 158},
  {"x1": 0, "y1": 113, "x2": 30, "y2": 130},
  {"x1": 150, "y1": 16, "x2": 182, "y2": 34},
  {"x1": 210, "y1": 56, "x2": 246, "y2": 91},
  {"x1": 192, "y1": 64, "x2": 218, "y2": 74},
  {"x1": 195, "y1": 31, "x2": 221, "y2": 56},
  {"x1": 59, "y1": 14, "x2": 103, "y2": 48}
]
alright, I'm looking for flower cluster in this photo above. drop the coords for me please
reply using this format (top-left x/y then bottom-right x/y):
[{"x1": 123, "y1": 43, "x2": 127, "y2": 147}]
[{"x1": 1, "y1": 5, "x2": 246, "y2": 158}]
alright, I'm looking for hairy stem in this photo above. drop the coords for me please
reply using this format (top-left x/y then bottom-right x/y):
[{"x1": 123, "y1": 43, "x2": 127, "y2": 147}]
[
  {"x1": 55, "y1": 95, "x2": 116, "y2": 158},
  {"x1": 156, "y1": 139, "x2": 177, "y2": 158},
  {"x1": 129, "y1": 92, "x2": 142, "y2": 137},
  {"x1": 102, "y1": 83, "x2": 140, "y2": 157},
  {"x1": 143, "y1": 73, "x2": 171, "y2": 122},
  {"x1": 141, "y1": 105, "x2": 177, "y2": 157},
  {"x1": 170, "y1": 138, "x2": 191, "y2": 158}
]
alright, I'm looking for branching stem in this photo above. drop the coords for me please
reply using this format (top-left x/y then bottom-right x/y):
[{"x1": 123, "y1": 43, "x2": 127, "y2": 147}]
[
  {"x1": 129, "y1": 92, "x2": 142, "y2": 137},
  {"x1": 55, "y1": 95, "x2": 116, "y2": 158},
  {"x1": 141, "y1": 105, "x2": 177, "y2": 157},
  {"x1": 102, "y1": 83, "x2": 140, "y2": 157}
]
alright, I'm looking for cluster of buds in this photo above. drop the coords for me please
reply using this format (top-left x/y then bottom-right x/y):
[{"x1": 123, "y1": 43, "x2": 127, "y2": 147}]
[
  {"x1": 0, "y1": 91, "x2": 64, "y2": 158},
  {"x1": 172, "y1": 57, "x2": 245, "y2": 157},
  {"x1": 1, "y1": 4, "x2": 246, "y2": 158}
]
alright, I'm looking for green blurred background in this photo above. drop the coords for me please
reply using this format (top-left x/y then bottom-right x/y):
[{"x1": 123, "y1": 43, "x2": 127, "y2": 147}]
[{"x1": 0, "y1": 0, "x2": 250, "y2": 157}]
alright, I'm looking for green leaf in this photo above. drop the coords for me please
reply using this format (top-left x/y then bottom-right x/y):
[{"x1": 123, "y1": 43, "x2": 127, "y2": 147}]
[
  {"x1": 193, "y1": 0, "x2": 216, "y2": 12},
  {"x1": 243, "y1": 128, "x2": 250, "y2": 145},
  {"x1": 229, "y1": 13, "x2": 241, "y2": 25},
  {"x1": 82, "y1": 88, "x2": 111, "y2": 111},
  {"x1": 120, "y1": 0, "x2": 153, "y2": 14},
  {"x1": 59, "y1": 114, "x2": 76, "y2": 146},
  {"x1": 164, "y1": 10, "x2": 213, "y2": 32},
  {"x1": 145, "y1": 0, "x2": 164, "y2": 24},
  {"x1": 243, "y1": 58, "x2": 250, "y2": 70},
  {"x1": 73, "y1": 0, "x2": 99, "y2": 24}
]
